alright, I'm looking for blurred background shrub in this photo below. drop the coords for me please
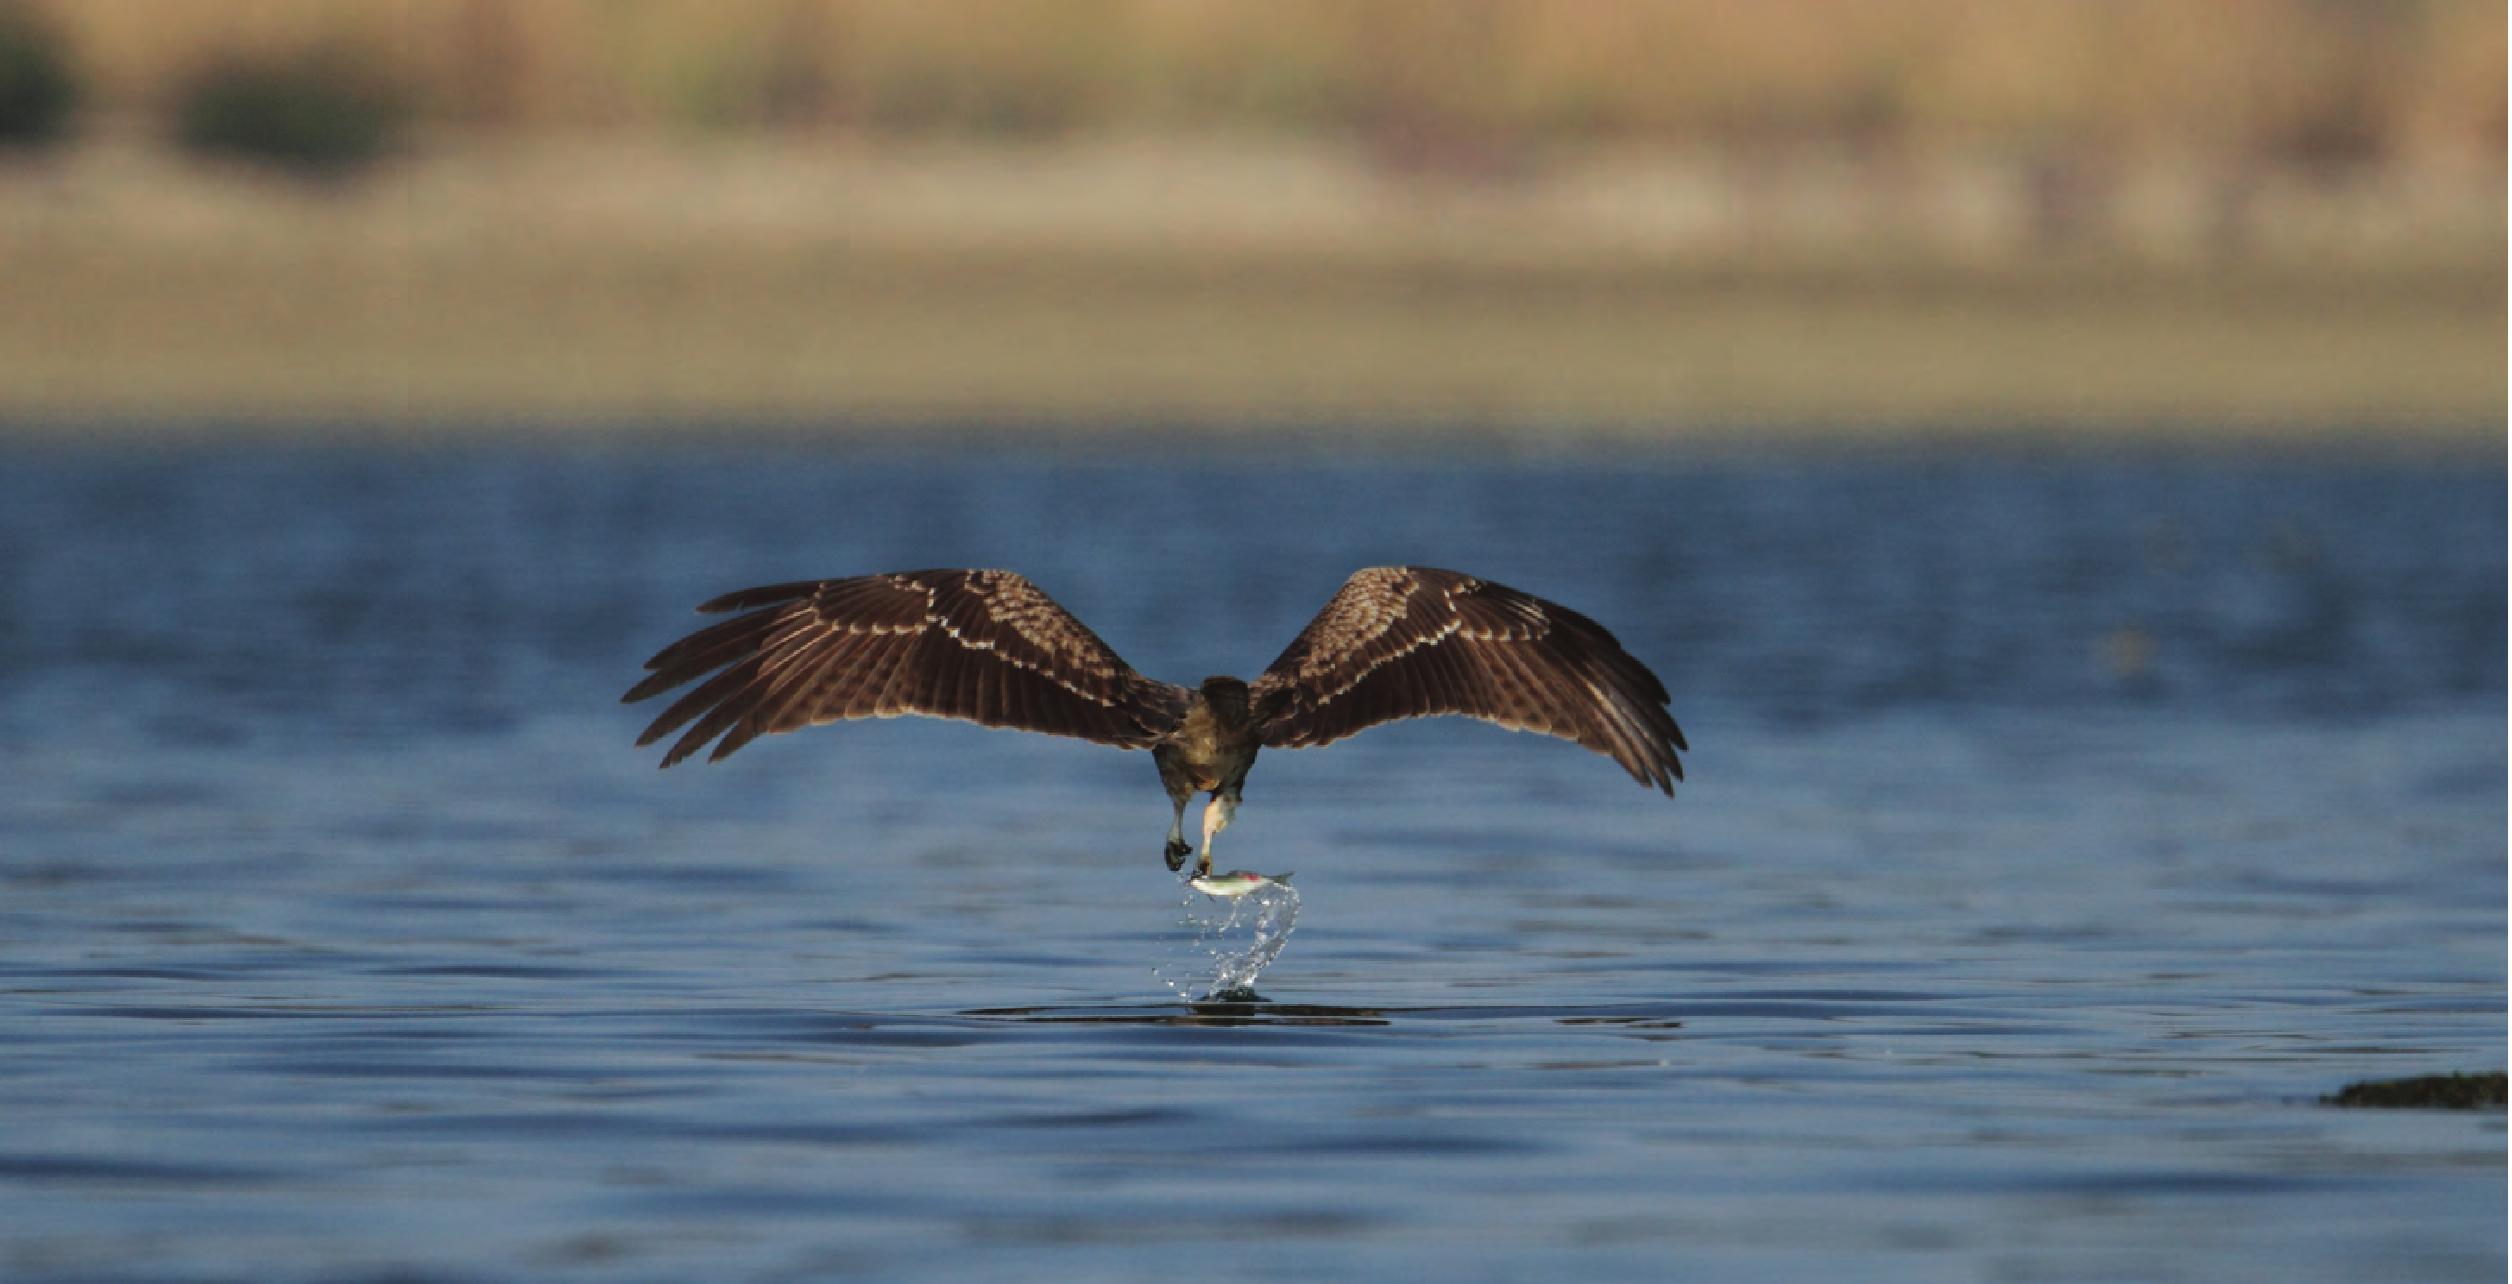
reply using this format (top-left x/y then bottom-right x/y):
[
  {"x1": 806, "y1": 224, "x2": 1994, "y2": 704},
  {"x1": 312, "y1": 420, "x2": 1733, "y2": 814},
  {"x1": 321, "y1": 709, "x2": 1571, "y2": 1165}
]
[
  {"x1": 0, "y1": 2, "x2": 76, "y2": 149},
  {"x1": 172, "y1": 46, "x2": 405, "y2": 178},
  {"x1": 25, "y1": 0, "x2": 2500, "y2": 166}
]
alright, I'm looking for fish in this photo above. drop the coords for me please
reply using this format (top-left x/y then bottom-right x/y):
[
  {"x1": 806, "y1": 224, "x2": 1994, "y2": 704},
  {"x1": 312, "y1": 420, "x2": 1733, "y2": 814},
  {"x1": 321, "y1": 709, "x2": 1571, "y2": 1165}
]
[{"x1": 1187, "y1": 869, "x2": 1294, "y2": 898}]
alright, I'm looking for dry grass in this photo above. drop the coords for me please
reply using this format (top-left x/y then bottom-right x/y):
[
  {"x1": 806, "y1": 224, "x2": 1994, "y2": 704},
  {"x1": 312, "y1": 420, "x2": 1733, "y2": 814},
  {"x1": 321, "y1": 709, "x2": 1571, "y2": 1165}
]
[{"x1": 12, "y1": 249, "x2": 2487, "y2": 437}]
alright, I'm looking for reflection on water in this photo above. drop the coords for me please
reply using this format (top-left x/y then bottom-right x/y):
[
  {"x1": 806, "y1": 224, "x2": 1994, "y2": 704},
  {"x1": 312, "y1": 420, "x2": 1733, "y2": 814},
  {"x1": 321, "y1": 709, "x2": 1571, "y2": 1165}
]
[
  {"x1": 967, "y1": 1002, "x2": 1387, "y2": 1028},
  {"x1": 0, "y1": 441, "x2": 2499, "y2": 1282}
]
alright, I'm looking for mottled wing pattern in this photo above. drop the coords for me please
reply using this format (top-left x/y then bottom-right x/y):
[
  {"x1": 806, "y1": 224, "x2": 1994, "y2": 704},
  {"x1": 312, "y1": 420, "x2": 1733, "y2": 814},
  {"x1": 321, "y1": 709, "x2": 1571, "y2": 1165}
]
[
  {"x1": 1249, "y1": 567, "x2": 1685, "y2": 792},
  {"x1": 624, "y1": 570, "x2": 1190, "y2": 766}
]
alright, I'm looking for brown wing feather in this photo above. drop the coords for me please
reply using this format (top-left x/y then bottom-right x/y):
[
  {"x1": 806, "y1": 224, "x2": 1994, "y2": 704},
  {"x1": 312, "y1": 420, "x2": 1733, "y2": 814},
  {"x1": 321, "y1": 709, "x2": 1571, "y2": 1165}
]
[
  {"x1": 1249, "y1": 567, "x2": 1685, "y2": 793},
  {"x1": 624, "y1": 570, "x2": 1190, "y2": 767}
]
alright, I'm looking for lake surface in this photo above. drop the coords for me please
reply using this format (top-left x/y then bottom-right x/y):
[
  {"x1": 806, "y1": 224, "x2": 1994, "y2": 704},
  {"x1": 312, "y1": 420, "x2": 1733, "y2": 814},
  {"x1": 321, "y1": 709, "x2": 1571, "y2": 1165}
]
[{"x1": 0, "y1": 439, "x2": 2500, "y2": 1282}]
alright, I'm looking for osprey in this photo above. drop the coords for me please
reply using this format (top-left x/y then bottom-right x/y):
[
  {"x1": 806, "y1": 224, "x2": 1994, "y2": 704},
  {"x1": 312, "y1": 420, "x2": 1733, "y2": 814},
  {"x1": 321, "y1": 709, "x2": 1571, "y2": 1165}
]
[{"x1": 624, "y1": 567, "x2": 1684, "y2": 877}]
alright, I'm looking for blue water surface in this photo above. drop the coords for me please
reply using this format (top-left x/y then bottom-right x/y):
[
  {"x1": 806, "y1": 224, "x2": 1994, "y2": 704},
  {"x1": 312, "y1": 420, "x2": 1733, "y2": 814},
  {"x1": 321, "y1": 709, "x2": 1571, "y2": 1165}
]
[{"x1": 0, "y1": 438, "x2": 2500, "y2": 1282}]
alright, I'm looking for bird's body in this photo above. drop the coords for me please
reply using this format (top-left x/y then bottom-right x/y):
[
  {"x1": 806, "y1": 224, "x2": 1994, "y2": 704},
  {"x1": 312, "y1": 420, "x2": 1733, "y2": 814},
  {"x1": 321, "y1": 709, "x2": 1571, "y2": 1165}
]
[
  {"x1": 1154, "y1": 677, "x2": 1262, "y2": 871},
  {"x1": 625, "y1": 567, "x2": 1684, "y2": 876},
  {"x1": 1157, "y1": 677, "x2": 1260, "y2": 799}
]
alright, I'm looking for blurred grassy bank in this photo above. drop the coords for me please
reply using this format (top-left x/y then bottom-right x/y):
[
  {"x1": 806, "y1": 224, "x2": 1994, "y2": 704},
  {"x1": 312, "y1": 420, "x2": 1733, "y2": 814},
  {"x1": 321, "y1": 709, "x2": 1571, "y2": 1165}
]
[
  {"x1": 0, "y1": 0, "x2": 2500, "y2": 443},
  {"x1": 4, "y1": 131, "x2": 2498, "y2": 443}
]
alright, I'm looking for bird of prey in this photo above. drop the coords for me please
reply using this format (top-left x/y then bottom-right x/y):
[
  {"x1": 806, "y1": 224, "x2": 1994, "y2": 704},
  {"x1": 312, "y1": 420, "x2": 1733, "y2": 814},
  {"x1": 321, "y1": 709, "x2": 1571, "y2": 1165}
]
[{"x1": 624, "y1": 567, "x2": 1684, "y2": 877}]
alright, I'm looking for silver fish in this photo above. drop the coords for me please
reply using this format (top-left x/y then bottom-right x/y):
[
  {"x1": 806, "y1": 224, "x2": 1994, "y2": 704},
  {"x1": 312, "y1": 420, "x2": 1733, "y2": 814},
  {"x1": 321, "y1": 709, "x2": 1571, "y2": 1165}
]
[{"x1": 1187, "y1": 869, "x2": 1294, "y2": 898}]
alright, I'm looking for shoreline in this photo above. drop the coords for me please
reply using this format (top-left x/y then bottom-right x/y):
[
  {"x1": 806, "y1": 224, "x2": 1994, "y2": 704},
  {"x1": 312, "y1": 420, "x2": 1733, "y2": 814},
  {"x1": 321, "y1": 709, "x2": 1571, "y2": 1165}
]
[
  {"x1": 3, "y1": 413, "x2": 2493, "y2": 459},
  {"x1": 3, "y1": 135, "x2": 2500, "y2": 442}
]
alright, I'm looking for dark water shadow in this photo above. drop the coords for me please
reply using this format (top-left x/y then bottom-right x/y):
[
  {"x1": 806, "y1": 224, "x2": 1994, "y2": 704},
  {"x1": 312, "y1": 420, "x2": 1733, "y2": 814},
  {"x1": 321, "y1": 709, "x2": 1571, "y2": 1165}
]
[
  {"x1": 964, "y1": 1001, "x2": 1392, "y2": 1028},
  {"x1": 962, "y1": 1001, "x2": 1704, "y2": 1030}
]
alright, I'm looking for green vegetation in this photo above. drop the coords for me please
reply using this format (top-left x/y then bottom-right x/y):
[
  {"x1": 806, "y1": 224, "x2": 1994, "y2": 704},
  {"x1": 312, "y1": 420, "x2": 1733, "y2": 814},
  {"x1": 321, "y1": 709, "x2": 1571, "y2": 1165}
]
[
  {"x1": 0, "y1": 3, "x2": 75, "y2": 149},
  {"x1": 173, "y1": 47, "x2": 404, "y2": 178}
]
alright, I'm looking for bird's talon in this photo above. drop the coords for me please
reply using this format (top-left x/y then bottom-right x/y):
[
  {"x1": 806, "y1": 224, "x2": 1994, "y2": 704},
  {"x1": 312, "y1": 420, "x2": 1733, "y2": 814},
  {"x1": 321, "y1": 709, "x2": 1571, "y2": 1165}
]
[{"x1": 1164, "y1": 839, "x2": 1192, "y2": 872}]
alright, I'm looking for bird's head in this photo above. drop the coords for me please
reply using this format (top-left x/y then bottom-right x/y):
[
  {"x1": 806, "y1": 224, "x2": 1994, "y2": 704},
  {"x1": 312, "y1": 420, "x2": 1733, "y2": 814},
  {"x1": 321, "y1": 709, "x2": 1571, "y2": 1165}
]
[{"x1": 1197, "y1": 675, "x2": 1252, "y2": 724}]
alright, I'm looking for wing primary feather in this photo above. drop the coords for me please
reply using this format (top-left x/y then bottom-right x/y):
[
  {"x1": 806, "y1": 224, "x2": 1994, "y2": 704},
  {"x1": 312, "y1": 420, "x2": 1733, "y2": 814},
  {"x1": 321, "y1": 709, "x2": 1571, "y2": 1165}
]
[
  {"x1": 708, "y1": 634, "x2": 843, "y2": 758},
  {"x1": 1568, "y1": 638, "x2": 1682, "y2": 785},
  {"x1": 1565, "y1": 662, "x2": 1656, "y2": 788},
  {"x1": 791, "y1": 629, "x2": 882, "y2": 728},
  {"x1": 626, "y1": 628, "x2": 773, "y2": 702},
  {"x1": 638, "y1": 607, "x2": 786, "y2": 676},
  {"x1": 738, "y1": 623, "x2": 856, "y2": 737},
  {"x1": 693, "y1": 580, "x2": 828, "y2": 614},
  {"x1": 1590, "y1": 672, "x2": 1676, "y2": 791},
  {"x1": 708, "y1": 712, "x2": 773, "y2": 763},
  {"x1": 662, "y1": 680, "x2": 762, "y2": 767},
  {"x1": 637, "y1": 658, "x2": 767, "y2": 749},
  {"x1": 1589, "y1": 682, "x2": 1663, "y2": 791}
]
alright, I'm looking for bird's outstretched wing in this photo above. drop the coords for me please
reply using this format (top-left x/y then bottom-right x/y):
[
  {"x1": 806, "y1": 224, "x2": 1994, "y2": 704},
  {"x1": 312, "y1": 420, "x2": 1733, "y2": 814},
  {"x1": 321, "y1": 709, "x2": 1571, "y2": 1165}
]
[
  {"x1": 1249, "y1": 567, "x2": 1685, "y2": 792},
  {"x1": 624, "y1": 570, "x2": 1190, "y2": 767}
]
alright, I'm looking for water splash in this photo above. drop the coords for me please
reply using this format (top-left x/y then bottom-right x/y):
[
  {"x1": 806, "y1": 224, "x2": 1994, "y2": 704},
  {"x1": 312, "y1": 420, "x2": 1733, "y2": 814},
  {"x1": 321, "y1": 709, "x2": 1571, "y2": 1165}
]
[{"x1": 1154, "y1": 877, "x2": 1301, "y2": 1002}]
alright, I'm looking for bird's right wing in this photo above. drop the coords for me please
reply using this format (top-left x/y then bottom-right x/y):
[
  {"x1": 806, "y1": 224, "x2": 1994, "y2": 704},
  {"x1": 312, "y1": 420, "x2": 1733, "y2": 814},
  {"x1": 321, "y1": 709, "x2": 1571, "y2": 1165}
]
[
  {"x1": 1248, "y1": 566, "x2": 1684, "y2": 792},
  {"x1": 624, "y1": 570, "x2": 1190, "y2": 766}
]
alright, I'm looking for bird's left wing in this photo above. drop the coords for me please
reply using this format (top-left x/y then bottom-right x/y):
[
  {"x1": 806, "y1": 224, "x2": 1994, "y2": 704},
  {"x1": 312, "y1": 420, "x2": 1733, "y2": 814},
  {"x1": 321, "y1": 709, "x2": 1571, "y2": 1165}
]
[
  {"x1": 1248, "y1": 566, "x2": 1685, "y2": 792},
  {"x1": 624, "y1": 569, "x2": 1190, "y2": 766}
]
